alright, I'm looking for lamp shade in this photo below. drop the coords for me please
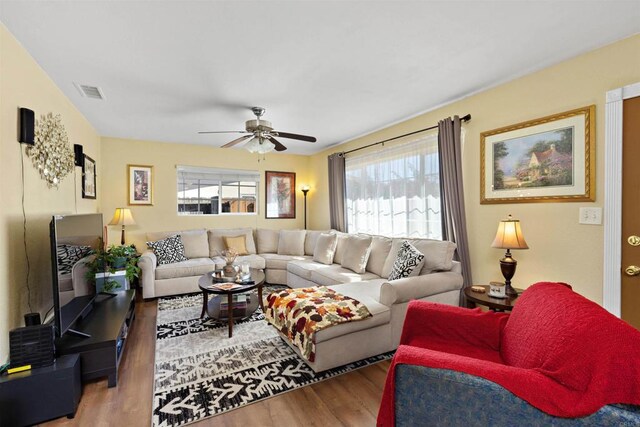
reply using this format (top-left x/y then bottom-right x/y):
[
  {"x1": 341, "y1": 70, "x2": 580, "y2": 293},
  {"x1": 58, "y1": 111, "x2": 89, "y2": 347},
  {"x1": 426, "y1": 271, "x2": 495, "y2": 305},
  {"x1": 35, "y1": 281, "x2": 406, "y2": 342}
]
[
  {"x1": 491, "y1": 214, "x2": 528, "y2": 250},
  {"x1": 108, "y1": 208, "x2": 136, "y2": 226}
]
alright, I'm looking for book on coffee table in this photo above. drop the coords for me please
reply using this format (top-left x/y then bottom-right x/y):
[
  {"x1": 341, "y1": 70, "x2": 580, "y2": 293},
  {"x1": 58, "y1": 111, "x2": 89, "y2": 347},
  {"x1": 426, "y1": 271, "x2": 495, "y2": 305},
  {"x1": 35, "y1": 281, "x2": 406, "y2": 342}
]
[{"x1": 210, "y1": 282, "x2": 242, "y2": 291}]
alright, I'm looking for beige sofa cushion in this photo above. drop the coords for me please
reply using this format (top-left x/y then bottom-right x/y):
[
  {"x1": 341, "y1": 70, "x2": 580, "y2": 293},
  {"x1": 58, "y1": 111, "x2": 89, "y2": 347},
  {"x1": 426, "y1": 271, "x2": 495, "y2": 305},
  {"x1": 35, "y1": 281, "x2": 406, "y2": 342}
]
[
  {"x1": 155, "y1": 258, "x2": 216, "y2": 280},
  {"x1": 256, "y1": 228, "x2": 279, "y2": 253},
  {"x1": 287, "y1": 259, "x2": 332, "y2": 280},
  {"x1": 410, "y1": 239, "x2": 456, "y2": 273},
  {"x1": 311, "y1": 280, "x2": 390, "y2": 343},
  {"x1": 261, "y1": 253, "x2": 309, "y2": 270},
  {"x1": 310, "y1": 265, "x2": 380, "y2": 287},
  {"x1": 277, "y1": 230, "x2": 306, "y2": 256},
  {"x1": 146, "y1": 229, "x2": 209, "y2": 259},
  {"x1": 329, "y1": 280, "x2": 389, "y2": 316},
  {"x1": 382, "y1": 238, "x2": 457, "y2": 278},
  {"x1": 366, "y1": 236, "x2": 392, "y2": 277},
  {"x1": 333, "y1": 232, "x2": 350, "y2": 265},
  {"x1": 180, "y1": 230, "x2": 210, "y2": 259},
  {"x1": 146, "y1": 230, "x2": 174, "y2": 242},
  {"x1": 313, "y1": 233, "x2": 337, "y2": 265},
  {"x1": 208, "y1": 228, "x2": 256, "y2": 257},
  {"x1": 341, "y1": 235, "x2": 372, "y2": 274},
  {"x1": 304, "y1": 230, "x2": 326, "y2": 256}
]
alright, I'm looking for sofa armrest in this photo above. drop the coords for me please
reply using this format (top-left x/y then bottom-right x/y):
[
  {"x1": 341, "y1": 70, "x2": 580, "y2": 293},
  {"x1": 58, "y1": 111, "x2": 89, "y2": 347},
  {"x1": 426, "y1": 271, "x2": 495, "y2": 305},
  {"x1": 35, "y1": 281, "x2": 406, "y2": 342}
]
[
  {"x1": 400, "y1": 300, "x2": 508, "y2": 351},
  {"x1": 138, "y1": 250, "x2": 157, "y2": 299},
  {"x1": 379, "y1": 271, "x2": 463, "y2": 306}
]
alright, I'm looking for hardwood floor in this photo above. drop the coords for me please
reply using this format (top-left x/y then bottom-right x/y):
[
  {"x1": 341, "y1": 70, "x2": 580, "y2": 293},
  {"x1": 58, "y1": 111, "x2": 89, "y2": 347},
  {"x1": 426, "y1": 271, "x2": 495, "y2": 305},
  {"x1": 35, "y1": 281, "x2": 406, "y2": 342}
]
[{"x1": 45, "y1": 296, "x2": 390, "y2": 426}]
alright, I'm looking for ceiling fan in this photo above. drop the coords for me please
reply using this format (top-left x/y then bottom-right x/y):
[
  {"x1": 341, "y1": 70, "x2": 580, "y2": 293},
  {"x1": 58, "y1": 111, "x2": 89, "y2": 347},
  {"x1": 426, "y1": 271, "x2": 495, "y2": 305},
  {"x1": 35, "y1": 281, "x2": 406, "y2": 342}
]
[{"x1": 198, "y1": 107, "x2": 317, "y2": 153}]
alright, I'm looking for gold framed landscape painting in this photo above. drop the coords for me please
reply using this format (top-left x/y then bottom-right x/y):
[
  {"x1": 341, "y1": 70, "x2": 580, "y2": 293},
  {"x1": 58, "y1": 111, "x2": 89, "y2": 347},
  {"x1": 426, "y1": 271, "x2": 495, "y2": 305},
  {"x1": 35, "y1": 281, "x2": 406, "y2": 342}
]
[
  {"x1": 480, "y1": 105, "x2": 595, "y2": 204},
  {"x1": 128, "y1": 164, "x2": 154, "y2": 205}
]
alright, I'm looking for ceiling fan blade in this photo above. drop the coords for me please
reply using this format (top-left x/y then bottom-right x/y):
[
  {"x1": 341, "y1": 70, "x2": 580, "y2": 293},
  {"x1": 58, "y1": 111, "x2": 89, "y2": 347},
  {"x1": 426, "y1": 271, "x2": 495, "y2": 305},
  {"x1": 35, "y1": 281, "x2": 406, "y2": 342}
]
[
  {"x1": 268, "y1": 136, "x2": 287, "y2": 152},
  {"x1": 274, "y1": 131, "x2": 316, "y2": 143},
  {"x1": 198, "y1": 130, "x2": 248, "y2": 134},
  {"x1": 222, "y1": 135, "x2": 253, "y2": 148}
]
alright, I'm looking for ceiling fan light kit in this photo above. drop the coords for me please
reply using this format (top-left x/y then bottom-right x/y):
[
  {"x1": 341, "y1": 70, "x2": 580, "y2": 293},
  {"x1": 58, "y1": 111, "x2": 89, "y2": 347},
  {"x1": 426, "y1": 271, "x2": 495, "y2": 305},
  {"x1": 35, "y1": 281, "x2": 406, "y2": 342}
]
[
  {"x1": 199, "y1": 106, "x2": 317, "y2": 153},
  {"x1": 245, "y1": 137, "x2": 276, "y2": 154}
]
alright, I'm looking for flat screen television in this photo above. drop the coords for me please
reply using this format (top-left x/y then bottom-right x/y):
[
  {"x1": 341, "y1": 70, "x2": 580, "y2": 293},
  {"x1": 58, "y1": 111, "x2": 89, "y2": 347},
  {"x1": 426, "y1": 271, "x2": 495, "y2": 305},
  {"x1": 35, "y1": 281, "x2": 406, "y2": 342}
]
[{"x1": 49, "y1": 213, "x2": 103, "y2": 337}]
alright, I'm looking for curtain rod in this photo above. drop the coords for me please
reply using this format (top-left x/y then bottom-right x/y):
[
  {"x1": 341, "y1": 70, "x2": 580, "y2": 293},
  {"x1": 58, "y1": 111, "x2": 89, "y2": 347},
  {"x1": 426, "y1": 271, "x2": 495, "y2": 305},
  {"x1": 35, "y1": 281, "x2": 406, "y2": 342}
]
[{"x1": 343, "y1": 114, "x2": 471, "y2": 156}]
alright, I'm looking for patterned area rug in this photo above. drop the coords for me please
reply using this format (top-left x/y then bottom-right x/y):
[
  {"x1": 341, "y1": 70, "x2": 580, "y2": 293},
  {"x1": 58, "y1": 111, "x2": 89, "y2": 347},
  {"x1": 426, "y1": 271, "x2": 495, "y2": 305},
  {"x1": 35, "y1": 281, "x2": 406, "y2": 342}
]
[{"x1": 152, "y1": 287, "x2": 394, "y2": 427}]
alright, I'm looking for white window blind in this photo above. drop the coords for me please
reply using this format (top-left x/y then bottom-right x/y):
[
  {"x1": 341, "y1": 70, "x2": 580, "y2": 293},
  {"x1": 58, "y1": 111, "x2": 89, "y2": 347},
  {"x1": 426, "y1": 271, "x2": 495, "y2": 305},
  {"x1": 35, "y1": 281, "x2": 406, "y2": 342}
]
[
  {"x1": 345, "y1": 132, "x2": 442, "y2": 239},
  {"x1": 177, "y1": 166, "x2": 259, "y2": 215}
]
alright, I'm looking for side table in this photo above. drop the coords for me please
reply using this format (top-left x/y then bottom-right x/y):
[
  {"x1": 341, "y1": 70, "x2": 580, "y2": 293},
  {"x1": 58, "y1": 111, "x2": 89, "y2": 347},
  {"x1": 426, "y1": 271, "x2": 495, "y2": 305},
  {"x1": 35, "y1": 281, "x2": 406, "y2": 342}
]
[
  {"x1": 464, "y1": 285, "x2": 521, "y2": 311},
  {"x1": 0, "y1": 354, "x2": 82, "y2": 425}
]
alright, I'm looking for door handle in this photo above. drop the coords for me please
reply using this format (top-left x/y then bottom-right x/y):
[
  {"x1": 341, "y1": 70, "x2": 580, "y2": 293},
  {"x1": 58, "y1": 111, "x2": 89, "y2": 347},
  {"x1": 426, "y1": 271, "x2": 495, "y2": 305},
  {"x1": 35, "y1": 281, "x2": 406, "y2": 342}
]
[
  {"x1": 625, "y1": 265, "x2": 640, "y2": 276},
  {"x1": 628, "y1": 235, "x2": 640, "y2": 246}
]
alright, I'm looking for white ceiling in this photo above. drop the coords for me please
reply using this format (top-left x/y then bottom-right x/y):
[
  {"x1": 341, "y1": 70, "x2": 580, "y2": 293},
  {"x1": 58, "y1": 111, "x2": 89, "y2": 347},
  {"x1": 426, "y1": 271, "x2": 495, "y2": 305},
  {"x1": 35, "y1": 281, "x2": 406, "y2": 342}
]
[{"x1": 1, "y1": 1, "x2": 639, "y2": 155}]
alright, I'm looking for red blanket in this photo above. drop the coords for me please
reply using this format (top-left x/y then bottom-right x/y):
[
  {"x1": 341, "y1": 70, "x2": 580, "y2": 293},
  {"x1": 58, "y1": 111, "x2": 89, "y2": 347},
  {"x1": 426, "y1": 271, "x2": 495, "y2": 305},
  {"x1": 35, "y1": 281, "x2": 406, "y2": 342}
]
[{"x1": 378, "y1": 282, "x2": 640, "y2": 426}]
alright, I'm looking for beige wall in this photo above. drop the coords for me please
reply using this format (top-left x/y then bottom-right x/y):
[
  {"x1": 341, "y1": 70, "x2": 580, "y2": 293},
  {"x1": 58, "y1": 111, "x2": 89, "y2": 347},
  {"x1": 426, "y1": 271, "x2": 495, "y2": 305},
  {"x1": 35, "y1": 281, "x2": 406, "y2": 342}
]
[
  {"x1": 309, "y1": 34, "x2": 640, "y2": 304},
  {"x1": 0, "y1": 25, "x2": 101, "y2": 362},
  {"x1": 100, "y1": 137, "x2": 311, "y2": 250}
]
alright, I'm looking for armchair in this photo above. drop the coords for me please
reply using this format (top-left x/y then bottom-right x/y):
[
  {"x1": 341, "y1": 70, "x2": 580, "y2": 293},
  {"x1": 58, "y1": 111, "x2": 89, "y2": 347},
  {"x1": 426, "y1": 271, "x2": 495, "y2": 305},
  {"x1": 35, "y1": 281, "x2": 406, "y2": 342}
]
[{"x1": 378, "y1": 282, "x2": 640, "y2": 426}]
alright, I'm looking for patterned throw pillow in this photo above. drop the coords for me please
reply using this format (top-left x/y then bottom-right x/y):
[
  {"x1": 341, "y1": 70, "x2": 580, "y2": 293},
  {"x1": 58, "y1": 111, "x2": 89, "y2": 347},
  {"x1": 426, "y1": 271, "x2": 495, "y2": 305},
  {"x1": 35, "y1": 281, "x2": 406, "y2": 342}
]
[
  {"x1": 57, "y1": 244, "x2": 93, "y2": 275},
  {"x1": 388, "y1": 241, "x2": 426, "y2": 281},
  {"x1": 147, "y1": 235, "x2": 188, "y2": 265}
]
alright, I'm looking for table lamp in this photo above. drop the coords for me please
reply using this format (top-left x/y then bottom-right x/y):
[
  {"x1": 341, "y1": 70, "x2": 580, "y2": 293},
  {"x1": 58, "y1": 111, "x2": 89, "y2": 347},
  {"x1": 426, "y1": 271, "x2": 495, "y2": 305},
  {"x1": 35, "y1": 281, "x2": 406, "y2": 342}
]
[
  {"x1": 108, "y1": 208, "x2": 136, "y2": 245},
  {"x1": 491, "y1": 214, "x2": 529, "y2": 297}
]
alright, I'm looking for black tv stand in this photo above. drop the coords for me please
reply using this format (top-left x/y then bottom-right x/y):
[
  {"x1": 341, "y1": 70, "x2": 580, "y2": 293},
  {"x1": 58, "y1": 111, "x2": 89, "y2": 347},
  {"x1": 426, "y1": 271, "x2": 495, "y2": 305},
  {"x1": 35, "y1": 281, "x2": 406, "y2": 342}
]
[
  {"x1": 98, "y1": 291, "x2": 118, "y2": 299},
  {"x1": 66, "y1": 328, "x2": 91, "y2": 339},
  {"x1": 56, "y1": 290, "x2": 136, "y2": 387}
]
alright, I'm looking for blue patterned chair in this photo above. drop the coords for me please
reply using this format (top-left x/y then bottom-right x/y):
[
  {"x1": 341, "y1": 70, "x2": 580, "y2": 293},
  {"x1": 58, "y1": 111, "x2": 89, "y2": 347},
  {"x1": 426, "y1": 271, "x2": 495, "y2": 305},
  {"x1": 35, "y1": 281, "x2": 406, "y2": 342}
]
[
  {"x1": 378, "y1": 282, "x2": 640, "y2": 426},
  {"x1": 394, "y1": 365, "x2": 640, "y2": 426}
]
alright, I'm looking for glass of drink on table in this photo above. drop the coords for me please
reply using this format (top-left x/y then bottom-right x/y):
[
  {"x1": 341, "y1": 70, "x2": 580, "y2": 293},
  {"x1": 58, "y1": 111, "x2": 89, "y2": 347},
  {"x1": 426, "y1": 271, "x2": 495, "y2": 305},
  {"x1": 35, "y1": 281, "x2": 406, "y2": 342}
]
[{"x1": 241, "y1": 261, "x2": 250, "y2": 276}]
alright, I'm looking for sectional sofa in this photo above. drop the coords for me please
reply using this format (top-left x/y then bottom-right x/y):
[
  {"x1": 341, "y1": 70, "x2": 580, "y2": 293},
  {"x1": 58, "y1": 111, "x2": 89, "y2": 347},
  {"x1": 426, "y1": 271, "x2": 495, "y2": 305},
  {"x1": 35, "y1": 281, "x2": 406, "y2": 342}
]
[{"x1": 139, "y1": 227, "x2": 463, "y2": 371}]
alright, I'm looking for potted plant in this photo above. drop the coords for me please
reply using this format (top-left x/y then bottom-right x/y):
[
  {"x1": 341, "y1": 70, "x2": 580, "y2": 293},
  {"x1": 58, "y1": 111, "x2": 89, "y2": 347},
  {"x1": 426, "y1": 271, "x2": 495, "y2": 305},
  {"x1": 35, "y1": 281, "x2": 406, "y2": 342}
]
[{"x1": 85, "y1": 244, "x2": 141, "y2": 292}]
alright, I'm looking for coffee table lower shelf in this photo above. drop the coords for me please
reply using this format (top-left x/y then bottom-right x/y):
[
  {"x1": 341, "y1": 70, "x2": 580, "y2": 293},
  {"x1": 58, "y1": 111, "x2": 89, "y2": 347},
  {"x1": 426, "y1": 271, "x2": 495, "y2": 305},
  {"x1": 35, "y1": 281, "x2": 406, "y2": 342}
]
[{"x1": 198, "y1": 269, "x2": 265, "y2": 338}]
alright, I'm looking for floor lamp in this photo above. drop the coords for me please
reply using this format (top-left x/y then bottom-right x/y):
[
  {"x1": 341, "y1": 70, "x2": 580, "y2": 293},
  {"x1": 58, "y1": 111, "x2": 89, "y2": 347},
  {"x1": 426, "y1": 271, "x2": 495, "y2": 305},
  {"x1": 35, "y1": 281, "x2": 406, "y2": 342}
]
[{"x1": 301, "y1": 185, "x2": 310, "y2": 229}]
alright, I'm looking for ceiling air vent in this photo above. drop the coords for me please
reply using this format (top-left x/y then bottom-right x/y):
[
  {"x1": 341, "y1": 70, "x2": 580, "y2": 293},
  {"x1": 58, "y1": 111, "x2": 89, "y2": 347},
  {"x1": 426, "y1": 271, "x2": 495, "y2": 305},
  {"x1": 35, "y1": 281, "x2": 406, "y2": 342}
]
[{"x1": 73, "y1": 83, "x2": 105, "y2": 100}]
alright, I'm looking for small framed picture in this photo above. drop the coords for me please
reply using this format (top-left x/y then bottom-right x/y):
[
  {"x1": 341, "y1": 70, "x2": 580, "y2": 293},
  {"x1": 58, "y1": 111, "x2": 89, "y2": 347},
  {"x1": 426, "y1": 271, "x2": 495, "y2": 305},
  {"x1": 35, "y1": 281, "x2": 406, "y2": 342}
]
[
  {"x1": 82, "y1": 155, "x2": 96, "y2": 199},
  {"x1": 265, "y1": 171, "x2": 295, "y2": 219},
  {"x1": 481, "y1": 105, "x2": 595, "y2": 204},
  {"x1": 128, "y1": 164, "x2": 154, "y2": 205}
]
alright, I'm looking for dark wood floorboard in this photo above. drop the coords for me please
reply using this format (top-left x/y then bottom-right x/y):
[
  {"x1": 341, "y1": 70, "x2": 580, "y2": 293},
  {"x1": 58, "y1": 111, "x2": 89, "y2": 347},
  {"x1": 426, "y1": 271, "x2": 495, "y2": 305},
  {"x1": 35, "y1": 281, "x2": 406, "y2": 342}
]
[{"x1": 44, "y1": 296, "x2": 390, "y2": 426}]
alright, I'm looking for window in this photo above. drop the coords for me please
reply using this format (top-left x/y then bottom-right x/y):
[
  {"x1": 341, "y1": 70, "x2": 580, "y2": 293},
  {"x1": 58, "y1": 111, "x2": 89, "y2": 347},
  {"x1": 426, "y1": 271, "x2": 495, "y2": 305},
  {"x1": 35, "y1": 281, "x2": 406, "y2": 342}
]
[
  {"x1": 345, "y1": 132, "x2": 442, "y2": 239},
  {"x1": 177, "y1": 166, "x2": 259, "y2": 215}
]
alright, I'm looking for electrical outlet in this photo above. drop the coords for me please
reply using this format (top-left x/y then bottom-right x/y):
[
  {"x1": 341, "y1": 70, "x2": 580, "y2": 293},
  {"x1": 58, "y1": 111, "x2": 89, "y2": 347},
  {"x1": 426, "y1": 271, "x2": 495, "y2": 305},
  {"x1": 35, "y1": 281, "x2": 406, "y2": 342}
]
[{"x1": 579, "y1": 207, "x2": 602, "y2": 225}]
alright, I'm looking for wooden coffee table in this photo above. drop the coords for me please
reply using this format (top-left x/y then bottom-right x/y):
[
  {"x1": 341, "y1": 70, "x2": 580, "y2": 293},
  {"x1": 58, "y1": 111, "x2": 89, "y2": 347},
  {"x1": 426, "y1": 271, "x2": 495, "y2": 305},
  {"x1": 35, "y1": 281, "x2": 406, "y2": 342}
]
[{"x1": 198, "y1": 268, "x2": 265, "y2": 338}]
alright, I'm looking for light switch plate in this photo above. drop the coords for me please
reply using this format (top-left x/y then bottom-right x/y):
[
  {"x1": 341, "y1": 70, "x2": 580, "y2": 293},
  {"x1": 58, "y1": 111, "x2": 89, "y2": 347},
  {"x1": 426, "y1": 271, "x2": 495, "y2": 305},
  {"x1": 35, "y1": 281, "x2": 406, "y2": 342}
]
[{"x1": 579, "y1": 207, "x2": 602, "y2": 225}]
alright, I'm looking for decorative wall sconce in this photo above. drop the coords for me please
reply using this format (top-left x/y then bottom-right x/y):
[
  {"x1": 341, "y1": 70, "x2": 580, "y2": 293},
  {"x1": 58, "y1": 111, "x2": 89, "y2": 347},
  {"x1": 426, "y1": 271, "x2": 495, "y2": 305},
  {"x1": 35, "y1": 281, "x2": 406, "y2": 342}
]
[{"x1": 25, "y1": 113, "x2": 74, "y2": 188}]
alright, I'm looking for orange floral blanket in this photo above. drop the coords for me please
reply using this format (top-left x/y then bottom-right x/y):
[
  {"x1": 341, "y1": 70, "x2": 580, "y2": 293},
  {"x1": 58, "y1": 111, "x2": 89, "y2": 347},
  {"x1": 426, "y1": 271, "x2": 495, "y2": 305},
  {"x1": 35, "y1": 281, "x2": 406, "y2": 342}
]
[{"x1": 264, "y1": 286, "x2": 372, "y2": 362}]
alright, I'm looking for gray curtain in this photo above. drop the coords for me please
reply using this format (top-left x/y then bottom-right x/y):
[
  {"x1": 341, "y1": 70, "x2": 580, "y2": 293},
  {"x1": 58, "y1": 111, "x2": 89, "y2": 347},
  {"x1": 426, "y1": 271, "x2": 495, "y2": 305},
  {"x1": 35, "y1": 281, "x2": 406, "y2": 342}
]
[
  {"x1": 438, "y1": 116, "x2": 473, "y2": 305},
  {"x1": 328, "y1": 152, "x2": 347, "y2": 232}
]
